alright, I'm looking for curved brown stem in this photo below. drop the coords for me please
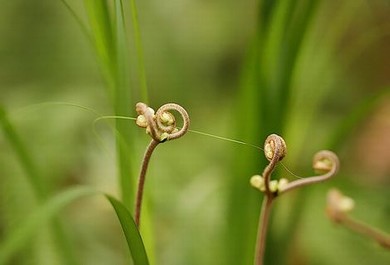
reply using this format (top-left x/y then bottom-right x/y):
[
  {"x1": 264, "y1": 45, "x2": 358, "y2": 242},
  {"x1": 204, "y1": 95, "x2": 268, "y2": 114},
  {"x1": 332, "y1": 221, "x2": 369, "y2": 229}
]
[
  {"x1": 262, "y1": 157, "x2": 279, "y2": 197},
  {"x1": 134, "y1": 139, "x2": 159, "y2": 228},
  {"x1": 278, "y1": 150, "x2": 339, "y2": 195}
]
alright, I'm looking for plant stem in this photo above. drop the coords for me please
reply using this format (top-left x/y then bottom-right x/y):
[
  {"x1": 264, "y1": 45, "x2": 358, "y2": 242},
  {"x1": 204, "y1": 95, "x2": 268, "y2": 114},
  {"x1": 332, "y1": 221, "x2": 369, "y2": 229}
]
[
  {"x1": 254, "y1": 195, "x2": 274, "y2": 265},
  {"x1": 135, "y1": 139, "x2": 159, "y2": 227},
  {"x1": 252, "y1": 134, "x2": 284, "y2": 265},
  {"x1": 339, "y1": 215, "x2": 390, "y2": 249}
]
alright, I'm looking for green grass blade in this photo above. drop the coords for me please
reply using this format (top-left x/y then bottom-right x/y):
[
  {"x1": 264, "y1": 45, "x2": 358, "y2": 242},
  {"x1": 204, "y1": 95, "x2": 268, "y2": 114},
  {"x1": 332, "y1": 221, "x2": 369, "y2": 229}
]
[
  {"x1": 113, "y1": 0, "x2": 135, "y2": 210},
  {"x1": 0, "y1": 187, "x2": 97, "y2": 265},
  {"x1": 225, "y1": 1, "x2": 322, "y2": 264},
  {"x1": 84, "y1": 0, "x2": 116, "y2": 93},
  {"x1": 129, "y1": 0, "x2": 149, "y2": 103},
  {"x1": 0, "y1": 188, "x2": 150, "y2": 265},
  {"x1": 0, "y1": 105, "x2": 46, "y2": 200},
  {"x1": 105, "y1": 195, "x2": 150, "y2": 265},
  {"x1": 59, "y1": 0, "x2": 92, "y2": 44},
  {"x1": 0, "y1": 104, "x2": 84, "y2": 265},
  {"x1": 84, "y1": 0, "x2": 135, "y2": 210},
  {"x1": 223, "y1": 42, "x2": 264, "y2": 265}
]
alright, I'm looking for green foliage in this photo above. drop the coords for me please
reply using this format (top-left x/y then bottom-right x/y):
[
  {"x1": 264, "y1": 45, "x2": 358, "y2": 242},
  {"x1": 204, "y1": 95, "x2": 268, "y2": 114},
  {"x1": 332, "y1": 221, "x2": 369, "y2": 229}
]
[
  {"x1": 106, "y1": 195, "x2": 150, "y2": 265},
  {"x1": 0, "y1": 105, "x2": 46, "y2": 199},
  {"x1": 84, "y1": 0, "x2": 135, "y2": 209},
  {"x1": 0, "y1": 187, "x2": 96, "y2": 265},
  {"x1": 0, "y1": 0, "x2": 389, "y2": 264},
  {"x1": 0, "y1": 187, "x2": 149, "y2": 265}
]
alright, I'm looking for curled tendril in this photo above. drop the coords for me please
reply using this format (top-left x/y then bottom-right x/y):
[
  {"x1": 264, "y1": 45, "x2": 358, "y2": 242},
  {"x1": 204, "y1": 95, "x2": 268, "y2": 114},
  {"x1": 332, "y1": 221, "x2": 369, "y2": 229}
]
[
  {"x1": 156, "y1": 103, "x2": 190, "y2": 141},
  {"x1": 264, "y1": 134, "x2": 287, "y2": 162},
  {"x1": 260, "y1": 134, "x2": 287, "y2": 196},
  {"x1": 136, "y1": 102, "x2": 190, "y2": 142},
  {"x1": 134, "y1": 102, "x2": 190, "y2": 228},
  {"x1": 251, "y1": 134, "x2": 288, "y2": 265},
  {"x1": 277, "y1": 150, "x2": 339, "y2": 195}
]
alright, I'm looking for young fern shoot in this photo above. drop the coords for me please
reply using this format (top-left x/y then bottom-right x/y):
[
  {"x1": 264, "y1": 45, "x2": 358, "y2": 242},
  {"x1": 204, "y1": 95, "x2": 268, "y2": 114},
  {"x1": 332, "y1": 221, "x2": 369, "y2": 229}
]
[
  {"x1": 250, "y1": 134, "x2": 339, "y2": 265},
  {"x1": 134, "y1": 102, "x2": 189, "y2": 228},
  {"x1": 326, "y1": 189, "x2": 390, "y2": 249}
]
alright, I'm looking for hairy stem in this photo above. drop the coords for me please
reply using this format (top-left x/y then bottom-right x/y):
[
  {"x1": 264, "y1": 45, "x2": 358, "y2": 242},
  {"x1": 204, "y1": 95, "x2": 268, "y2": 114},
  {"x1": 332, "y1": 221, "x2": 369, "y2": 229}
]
[
  {"x1": 135, "y1": 139, "x2": 159, "y2": 227},
  {"x1": 255, "y1": 195, "x2": 274, "y2": 265}
]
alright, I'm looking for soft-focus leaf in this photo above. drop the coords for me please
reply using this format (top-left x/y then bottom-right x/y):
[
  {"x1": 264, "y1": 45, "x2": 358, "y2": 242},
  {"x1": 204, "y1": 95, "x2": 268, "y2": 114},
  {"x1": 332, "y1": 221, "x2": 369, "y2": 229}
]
[
  {"x1": 0, "y1": 188, "x2": 150, "y2": 265},
  {"x1": 0, "y1": 105, "x2": 46, "y2": 199},
  {"x1": 0, "y1": 186, "x2": 97, "y2": 265}
]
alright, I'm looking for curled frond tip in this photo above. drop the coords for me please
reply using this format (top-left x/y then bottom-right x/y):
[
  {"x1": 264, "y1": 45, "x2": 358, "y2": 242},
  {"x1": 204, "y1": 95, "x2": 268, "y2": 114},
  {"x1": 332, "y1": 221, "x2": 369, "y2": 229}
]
[
  {"x1": 313, "y1": 150, "x2": 339, "y2": 175},
  {"x1": 264, "y1": 134, "x2": 287, "y2": 162},
  {"x1": 135, "y1": 102, "x2": 190, "y2": 142}
]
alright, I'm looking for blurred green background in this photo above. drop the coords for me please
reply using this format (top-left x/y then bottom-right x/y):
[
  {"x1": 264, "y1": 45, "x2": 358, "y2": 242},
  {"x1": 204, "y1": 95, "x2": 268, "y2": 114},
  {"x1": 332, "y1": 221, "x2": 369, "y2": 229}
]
[{"x1": 0, "y1": 0, "x2": 389, "y2": 264}]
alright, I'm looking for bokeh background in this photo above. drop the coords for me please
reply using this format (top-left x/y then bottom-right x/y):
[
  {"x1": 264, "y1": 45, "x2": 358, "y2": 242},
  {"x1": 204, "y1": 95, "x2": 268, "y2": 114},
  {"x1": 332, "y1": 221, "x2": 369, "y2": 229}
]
[{"x1": 0, "y1": 0, "x2": 389, "y2": 264}]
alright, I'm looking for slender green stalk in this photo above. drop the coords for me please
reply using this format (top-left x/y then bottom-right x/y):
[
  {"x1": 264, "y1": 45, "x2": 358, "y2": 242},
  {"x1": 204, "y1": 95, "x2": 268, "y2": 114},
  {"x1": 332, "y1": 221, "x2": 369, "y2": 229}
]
[
  {"x1": 59, "y1": 0, "x2": 92, "y2": 44},
  {"x1": 84, "y1": 0, "x2": 135, "y2": 210},
  {"x1": 84, "y1": 0, "x2": 116, "y2": 91},
  {"x1": 113, "y1": 0, "x2": 135, "y2": 210},
  {"x1": 129, "y1": 0, "x2": 149, "y2": 103}
]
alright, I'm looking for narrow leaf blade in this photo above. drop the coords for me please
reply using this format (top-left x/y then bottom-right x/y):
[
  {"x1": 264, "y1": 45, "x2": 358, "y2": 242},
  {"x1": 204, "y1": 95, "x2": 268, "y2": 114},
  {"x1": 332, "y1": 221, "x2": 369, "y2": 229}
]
[{"x1": 105, "y1": 195, "x2": 150, "y2": 265}]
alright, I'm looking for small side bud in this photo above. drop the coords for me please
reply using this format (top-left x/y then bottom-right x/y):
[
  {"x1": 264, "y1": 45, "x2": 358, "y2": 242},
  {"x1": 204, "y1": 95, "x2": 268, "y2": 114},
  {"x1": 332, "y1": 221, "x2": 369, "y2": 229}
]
[
  {"x1": 250, "y1": 175, "x2": 264, "y2": 191},
  {"x1": 135, "y1": 102, "x2": 147, "y2": 114},
  {"x1": 159, "y1": 111, "x2": 175, "y2": 126},
  {"x1": 338, "y1": 197, "x2": 355, "y2": 212},
  {"x1": 277, "y1": 178, "x2": 289, "y2": 191},
  {"x1": 160, "y1": 132, "x2": 169, "y2": 142},
  {"x1": 147, "y1": 107, "x2": 155, "y2": 115},
  {"x1": 269, "y1": 180, "x2": 279, "y2": 193},
  {"x1": 136, "y1": 115, "x2": 148, "y2": 128}
]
